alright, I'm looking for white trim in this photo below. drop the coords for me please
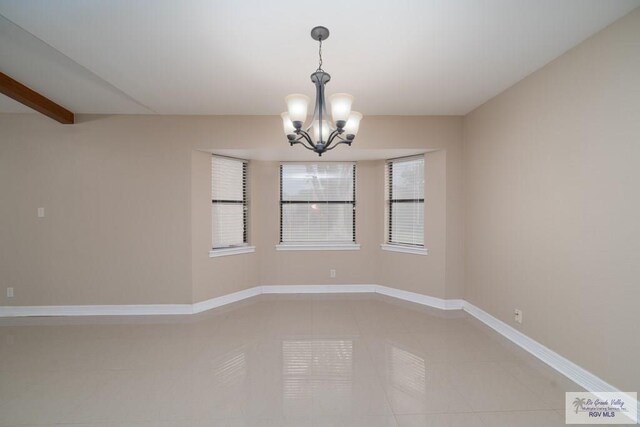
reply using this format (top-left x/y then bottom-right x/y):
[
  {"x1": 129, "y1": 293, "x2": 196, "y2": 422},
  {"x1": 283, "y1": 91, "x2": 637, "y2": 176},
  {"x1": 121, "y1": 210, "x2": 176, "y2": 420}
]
[
  {"x1": 0, "y1": 284, "x2": 634, "y2": 412},
  {"x1": 444, "y1": 298, "x2": 466, "y2": 310},
  {"x1": 380, "y1": 244, "x2": 428, "y2": 255},
  {"x1": 376, "y1": 285, "x2": 462, "y2": 310},
  {"x1": 275, "y1": 243, "x2": 360, "y2": 251},
  {"x1": 192, "y1": 286, "x2": 262, "y2": 314},
  {"x1": 262, "y1": 284, "x2": 376, "y2": 294},
  {"x1": 463, "y1": 301, "x2": 638, "y2": 422},
  {"x1": 209, "y1": 245, "x2": 256, "y2": 258},
  {"x1": 0, "y1": 304, "x2": 192, "y2": 317},
  {"x1": 462, "y1": 301, "x2": 623, "y2": 393}
]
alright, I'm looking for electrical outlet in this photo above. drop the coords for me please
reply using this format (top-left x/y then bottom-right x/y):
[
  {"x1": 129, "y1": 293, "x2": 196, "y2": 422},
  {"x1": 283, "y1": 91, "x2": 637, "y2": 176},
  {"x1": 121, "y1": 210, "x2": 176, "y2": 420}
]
[
  {"x1": 7, "y1": 287, "x2": 14, "y2": 298},
  {"x1": 514, "y1": 309, "x2": 523, "y2": 324},
  {"x1": 37, "y1": 207, "x2": 45, "y2": 218},
  {"x1": 330, "y1": 269, "x2": 336, "y2": 278}
]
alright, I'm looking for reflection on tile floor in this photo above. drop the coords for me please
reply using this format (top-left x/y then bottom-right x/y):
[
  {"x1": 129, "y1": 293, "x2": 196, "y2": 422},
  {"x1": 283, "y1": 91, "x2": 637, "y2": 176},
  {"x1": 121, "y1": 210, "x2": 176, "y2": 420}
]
[{"x1": 0, "y1": 294, "x2": 583, "y2": 426}]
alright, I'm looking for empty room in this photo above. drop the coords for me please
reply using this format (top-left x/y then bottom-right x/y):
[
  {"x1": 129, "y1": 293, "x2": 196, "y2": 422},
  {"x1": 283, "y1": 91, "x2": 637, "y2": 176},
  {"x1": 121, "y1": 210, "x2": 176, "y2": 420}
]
[{"x1": 0, "y1": 1, "x2": 639, "y2": 426}]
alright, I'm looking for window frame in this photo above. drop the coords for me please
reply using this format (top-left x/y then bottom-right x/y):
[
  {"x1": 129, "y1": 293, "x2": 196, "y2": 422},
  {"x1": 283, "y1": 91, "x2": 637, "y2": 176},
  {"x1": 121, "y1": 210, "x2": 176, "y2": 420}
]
[
  {"x1": 210, "y1": 155, "x2": 253, "y2": 255},
  {"x1": 384, "y1": 155, "x2": 427, "y2": 255},
  {"x1": 277, "y1": 162, "x2": 359, "y2": 250}
]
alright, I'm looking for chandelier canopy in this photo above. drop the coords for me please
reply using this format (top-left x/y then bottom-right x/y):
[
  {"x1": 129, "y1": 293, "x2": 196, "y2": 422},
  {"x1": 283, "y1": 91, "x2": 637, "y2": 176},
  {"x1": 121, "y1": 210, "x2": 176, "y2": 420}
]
[{"x1": 281, "y1": 26, "x2": 362, "y2": 156}]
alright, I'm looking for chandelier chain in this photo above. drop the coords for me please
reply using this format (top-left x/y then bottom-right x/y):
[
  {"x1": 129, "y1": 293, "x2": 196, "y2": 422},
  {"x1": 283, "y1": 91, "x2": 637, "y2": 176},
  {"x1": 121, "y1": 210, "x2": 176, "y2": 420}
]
[{"x1": 317, "y1": 38, "x2": 323, "y2": 71}]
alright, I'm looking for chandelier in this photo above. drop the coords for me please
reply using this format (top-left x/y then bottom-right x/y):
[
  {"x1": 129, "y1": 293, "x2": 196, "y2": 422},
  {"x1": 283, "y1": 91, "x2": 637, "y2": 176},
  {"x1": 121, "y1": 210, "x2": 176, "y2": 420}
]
[{"x1": 281, "y1": 26, "x2": 363, "y2": 156}]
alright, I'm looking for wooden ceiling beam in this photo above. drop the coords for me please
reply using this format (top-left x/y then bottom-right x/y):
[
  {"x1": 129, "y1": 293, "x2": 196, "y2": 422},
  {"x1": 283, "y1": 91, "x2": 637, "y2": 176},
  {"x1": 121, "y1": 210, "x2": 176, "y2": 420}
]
[{"x1": 0, "y1": 71, "x2": 74, "y2": 124}]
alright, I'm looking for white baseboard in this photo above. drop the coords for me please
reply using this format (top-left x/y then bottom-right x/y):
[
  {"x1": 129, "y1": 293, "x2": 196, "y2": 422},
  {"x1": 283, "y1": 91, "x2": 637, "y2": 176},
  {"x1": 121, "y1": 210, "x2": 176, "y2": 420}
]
[
  {"x1": 0, "y1": 284, "x2": 450, "y2": 316},
  {"x1": 192, "y1": 286, "x2": 262, "y2": 314},
  {"x1": 262, "y1": 284, "x2": 376, "y2": 294},
  {"x1": 0, "y1": 303, "x2": 192, "y2": 317},
  {"x1": 0, "y1": 283, "x2": 632, "y2": 411},
  {"x1": 376, "y1": 285, "x2": 463, "y2": 310},
  {"x1": 462, "y1": 301, "x2": 621, "y2": 393},
  {"x1": 462, "y1": 300, "x2": 638, "y2": 420}
]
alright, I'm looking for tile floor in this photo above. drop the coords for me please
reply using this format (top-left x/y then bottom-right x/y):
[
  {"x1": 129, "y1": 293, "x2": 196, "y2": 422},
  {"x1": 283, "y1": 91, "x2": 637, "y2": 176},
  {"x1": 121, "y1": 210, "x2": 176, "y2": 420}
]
[{"x1": 0, "y1": 294, "x2": 586, "y2": 426}]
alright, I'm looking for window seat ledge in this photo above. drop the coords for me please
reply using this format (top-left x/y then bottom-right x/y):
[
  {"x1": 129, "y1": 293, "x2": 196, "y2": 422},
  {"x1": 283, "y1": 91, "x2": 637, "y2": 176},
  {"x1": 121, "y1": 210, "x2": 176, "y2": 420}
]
[
  {"x1": 276, "y1": 244, "x2": 361, "y2": 251},
  {"x1": 209, "y1": 246, "x2": 256, "y2": 258},
  {"x1": 380, "y1": 244, "x2": 428, "y2": 255}
]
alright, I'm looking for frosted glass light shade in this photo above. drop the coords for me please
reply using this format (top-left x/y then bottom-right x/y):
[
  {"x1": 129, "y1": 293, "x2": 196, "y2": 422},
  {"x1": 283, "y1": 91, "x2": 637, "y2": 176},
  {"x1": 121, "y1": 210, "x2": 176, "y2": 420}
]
[
  {"x1": 313, "y1": 120, "x2": 330, "y2": 143},
  {"x1": 329, "y1": 93, "x2": 354, "y2": 124},
  {"x1": 344, "y1": 111, "x2": 363, "y2": 136},
  {"x1": 285, "y1": 94, "x2": 310, "y2": 125},
  {"x1": 281, "y1": 112, "x2": 295, "y2": 135}
]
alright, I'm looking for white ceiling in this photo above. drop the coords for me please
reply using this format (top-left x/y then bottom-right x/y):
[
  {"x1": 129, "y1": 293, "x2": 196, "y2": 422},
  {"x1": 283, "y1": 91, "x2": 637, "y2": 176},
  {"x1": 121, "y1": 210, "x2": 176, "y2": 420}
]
[{"x1": 0, "y1": 0, "x2": 638, "y2": 116}]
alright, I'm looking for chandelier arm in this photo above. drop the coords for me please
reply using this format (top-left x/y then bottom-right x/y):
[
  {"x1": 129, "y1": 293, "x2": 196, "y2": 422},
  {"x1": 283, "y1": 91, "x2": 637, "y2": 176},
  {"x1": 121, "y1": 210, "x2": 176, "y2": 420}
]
[
  {"x1": 290, "y1": 137, "x2": 316, "y2": 151},
  {"x1": 297, "y1": 129, "x2": 315, "y2": 147},
  {"x1": 324, "y1": 140, "x2": 352, "y2": 151},
  {"x1": 288, "y1": 130, "x2": 315, "y2": 150},
  {"x1": 333, "y1": 134, "x2": 350, "y2": 143},
  {"x1": 325, "y1": 131, "x2": 354, "y2": 151},
  {"x1": 334, "y1": 132, "x2": 355, "y2": 144},
  {"x1": 323, "y1": 129, "x2": 343, "y2": 150}
]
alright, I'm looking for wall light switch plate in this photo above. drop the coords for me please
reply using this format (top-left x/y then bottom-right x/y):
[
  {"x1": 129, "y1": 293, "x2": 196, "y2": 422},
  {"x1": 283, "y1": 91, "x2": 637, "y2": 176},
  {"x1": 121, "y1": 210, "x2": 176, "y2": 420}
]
[
  {"x1": 514, "y1": 309, "x2": 523, "y2": 324},
  {"x1": 7, "y1": 287, "x2": 14, "y2": 298},
  {"x1": 37, "y1": 207, "x2": 45, "y2": 218},
  {"x1": 330, "y1": 269, "x2": 336, "y2": 278}
]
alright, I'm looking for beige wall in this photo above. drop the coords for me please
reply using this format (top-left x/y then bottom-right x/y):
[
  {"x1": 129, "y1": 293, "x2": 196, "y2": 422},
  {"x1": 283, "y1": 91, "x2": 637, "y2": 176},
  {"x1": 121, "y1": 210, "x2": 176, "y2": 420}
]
[
  {"x1": 0, "y1": 115, "x2": 193, "y2": 305},
  {"x1": 463, "y1": 8, "x2": 640, "y2": 391},
  {"x1": 0, "y1": 114, "x2": 463, "y2": 306}
]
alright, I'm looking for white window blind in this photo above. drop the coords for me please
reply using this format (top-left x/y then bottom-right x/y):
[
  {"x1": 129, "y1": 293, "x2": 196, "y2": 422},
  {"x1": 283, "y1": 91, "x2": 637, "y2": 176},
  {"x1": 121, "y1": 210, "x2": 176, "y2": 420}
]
[
  {"x1": 386, "y1": 156, "x2": 424, "y2": 247},
  {"x1": 212, "y1": 155, "x2": 248, "y2": 249},
  {"x1": 280, "y1": 163, "x2": 356, "y2": 244}
]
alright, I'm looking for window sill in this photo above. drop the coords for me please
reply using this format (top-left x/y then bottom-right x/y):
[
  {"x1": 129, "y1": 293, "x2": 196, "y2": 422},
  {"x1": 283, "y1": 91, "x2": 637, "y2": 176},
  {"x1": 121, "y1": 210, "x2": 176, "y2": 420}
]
[
  {"x1": 276, "y1": 243, "x2": 361, "y2": 251},
  {"x1": 380, "y1": 244, "x2": 428, "y2": 255},
  {"x1": 209, "y1": 246, "x2": 256, "y2": 258}
]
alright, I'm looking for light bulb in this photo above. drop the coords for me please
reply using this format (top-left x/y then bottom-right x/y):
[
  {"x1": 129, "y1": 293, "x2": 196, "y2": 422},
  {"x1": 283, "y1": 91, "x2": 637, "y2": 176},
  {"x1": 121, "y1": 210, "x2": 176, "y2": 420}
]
[
  {"x1": 329, "y1": 93, "x2": 354, "y2": 126},
  {"x1": 344, "y1": 111, "x2": 363, "y2": 136},
  {"x1": 285, "y1": 94, "x2": 310, "y2": 127},
  {"x1": 280, "y1": 112, "x2": 295, "y2": 135},
  {"x1": 313, "y1": 120, "x2": 330, "y2": 143}
]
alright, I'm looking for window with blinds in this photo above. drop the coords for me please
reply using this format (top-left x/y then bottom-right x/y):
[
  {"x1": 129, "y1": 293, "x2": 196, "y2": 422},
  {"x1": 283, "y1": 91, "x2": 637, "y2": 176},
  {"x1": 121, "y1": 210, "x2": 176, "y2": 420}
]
[
  {"x1": 386, "y1": 156, "x2": 424, "y2": 247},
  {"x1": 280, "y1": 163, "x2": 356, "y2": 244},
  {"x1": 212, "y1": 155, "x2": 248, "y2": 249}
]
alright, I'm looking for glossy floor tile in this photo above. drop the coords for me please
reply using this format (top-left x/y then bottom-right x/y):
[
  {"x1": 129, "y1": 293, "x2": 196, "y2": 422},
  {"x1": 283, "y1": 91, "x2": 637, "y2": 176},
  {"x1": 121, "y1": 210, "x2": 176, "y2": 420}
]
[{"x1": 0, "y1": 294, "x2": 584, "y2": 426}]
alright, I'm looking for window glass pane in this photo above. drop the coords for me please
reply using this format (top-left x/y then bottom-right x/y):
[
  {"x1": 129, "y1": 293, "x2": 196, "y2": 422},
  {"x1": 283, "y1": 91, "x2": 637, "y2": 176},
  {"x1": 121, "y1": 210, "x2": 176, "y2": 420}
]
[
  {"x1": 212, "y1": 204, "x2": 245, "y2": 248},
  {"x1": 390, "y1": 201, "x2": 424, "y2": 246},
  {"x1": 387, "y1": 156, "x2": 424, "y2": 246},
  {"x1": 282, "y1": 164, "x2": 354, "y2": 201},
  {"x1": 280, "y1": 163, "x2": 355, "y2": 244},
  {"x1": 282, "y1": 203, "x2": 353, "y2": 243},
  {"x1": 391, "y1": 159, "x2": 424, "y2": 200},
  {"x1": 212, "y1": 156, "x2": 245, "y2": 201},
  {"x1": 212, "y1": 156, "x2": 247, "y2": 248}
]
